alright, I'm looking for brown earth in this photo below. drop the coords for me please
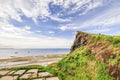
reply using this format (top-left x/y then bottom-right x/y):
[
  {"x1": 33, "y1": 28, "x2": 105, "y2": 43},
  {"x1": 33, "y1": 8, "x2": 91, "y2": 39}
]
[{"x1": 70, "y1": 31, "x2": 120, "y2": 80}]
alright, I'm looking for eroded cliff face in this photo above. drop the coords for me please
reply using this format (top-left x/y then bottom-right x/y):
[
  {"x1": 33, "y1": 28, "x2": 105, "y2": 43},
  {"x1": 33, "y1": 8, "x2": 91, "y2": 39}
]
[
  {"x1": 70, "y1": 31, "x2": 120, "y2": 80},
  {"x1": 70, "y1": 31, "x2": 89, "y2": 53}
]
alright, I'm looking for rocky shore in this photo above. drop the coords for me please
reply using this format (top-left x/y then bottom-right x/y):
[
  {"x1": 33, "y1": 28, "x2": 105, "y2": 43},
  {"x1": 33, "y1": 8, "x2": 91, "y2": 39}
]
[{"x1": 0, "y1": 54, "x2": 67, "y2": 69}]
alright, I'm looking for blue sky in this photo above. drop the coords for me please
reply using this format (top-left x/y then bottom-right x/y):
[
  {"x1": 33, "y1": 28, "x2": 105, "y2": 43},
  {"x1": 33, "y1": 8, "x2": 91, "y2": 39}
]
[{"x1": 0, "y1": 0, "x2": 120, "y2": 48}]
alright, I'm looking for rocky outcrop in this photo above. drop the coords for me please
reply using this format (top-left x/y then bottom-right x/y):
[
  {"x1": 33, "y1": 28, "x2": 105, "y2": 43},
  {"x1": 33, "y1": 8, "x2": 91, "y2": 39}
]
[
  {"x1": 108, "y1": 65, "x2": 120, "y2": 80},
  {"x1": 70, "y1": 31, "x2": 119, "y2": 62},
  {"x1": 70, "y1": 31, "x2": 90, "y2": 53},
  {"x1": 88, "y1": 42, "x2": 115, "y2": 63},
  {"x1": 70, "y1": 31, "x2": 120, "y2": 80}
]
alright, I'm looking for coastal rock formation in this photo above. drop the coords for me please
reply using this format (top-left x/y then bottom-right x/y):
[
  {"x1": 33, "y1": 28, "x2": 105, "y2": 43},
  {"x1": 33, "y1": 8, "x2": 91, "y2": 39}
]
[
  {"x1": 70, "y1": 31, "x2": 89, "y2": 53},
  {"x1": 48, "y1": 31, "x2": 120, "y2": 80},
  {"x1": 70, "y1": 31, "x2": 120, "y2": 80}
]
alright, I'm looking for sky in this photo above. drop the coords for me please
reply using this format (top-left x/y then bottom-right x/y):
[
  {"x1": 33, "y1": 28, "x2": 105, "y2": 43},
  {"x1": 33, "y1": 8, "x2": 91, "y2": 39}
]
[{"x1": 0, "y1": 0, "x2": 120, "y2": 48}]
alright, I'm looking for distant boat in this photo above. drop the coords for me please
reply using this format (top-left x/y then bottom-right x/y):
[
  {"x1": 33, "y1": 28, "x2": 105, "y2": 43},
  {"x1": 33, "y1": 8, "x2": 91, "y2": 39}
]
[{"x1": 14, "y1": 52, "x2": 18, "y2": 54}]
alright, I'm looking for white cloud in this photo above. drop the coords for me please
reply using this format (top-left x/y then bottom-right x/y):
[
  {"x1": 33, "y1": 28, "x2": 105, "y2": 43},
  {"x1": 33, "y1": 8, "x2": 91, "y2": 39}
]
[
  {"x1": 87, "y1": 28, "x2": 110, "y2": 33},
  {"x1": 0, "y1": 21, "x2": 72, "y2": 48},
  {"x1": 59, "y1": 25, "x2": 77, "y2": 31},
  {"x1": 0, "y1": 0, "x2": 51, "y2": 23},
  {"x1": 59, "y1": 26, "x2": 67, "y2": 31},
  {"x1": 0, "y1": 0, "x2": 22, "y2": 22},
  {"x1": 0, "y1": 0, "x2": 118, "y2": 48},
  {"x1": 59, "y1": 5, "x2": 120, "y2": 33},
  {"x1": 24, "y1": 26, "x2": 31, "y2": 30},
  {"x1": 0, "y1": 0, "x2": 78, "y2": 48},
  {"x1": 78, "y1": 0, "x2": 104, "y2": 15},
  {"x1": 48, "y1": 31, "x2": 55, "y2": 34},
  {"x1": 80, "y1": 7, "x2": 120, "y2": 28},
  {"x1": 55, "y1": 0, "x2": 106, "y2": 16},
  {"x1": 50, "y1": 16, "x2": 71, "y2": 22},
  {"x1": 0, "y1": 0, "x2": 107, "y2": 23},
  {"x1": 36, "y1": 30, "x2": 41, "y2": 33}
]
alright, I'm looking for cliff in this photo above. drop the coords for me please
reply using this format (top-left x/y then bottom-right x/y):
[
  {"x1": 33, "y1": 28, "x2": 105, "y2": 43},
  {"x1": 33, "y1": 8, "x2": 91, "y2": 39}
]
[
  {"x1": 70, "y1": 31, "x2": 120, "y2": 80},
  {"x1": 70, "y1": 31, "x2": 118, "y2": 62},
  {"x1": 48, "y1": 31, "x2": 120, "y2": 80},
  {"x1": 70, "y1": 31, "x2": 90, "y2": 53}
]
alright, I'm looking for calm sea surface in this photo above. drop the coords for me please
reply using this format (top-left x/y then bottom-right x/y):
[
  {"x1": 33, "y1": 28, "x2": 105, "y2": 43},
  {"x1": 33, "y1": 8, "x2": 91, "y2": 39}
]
[{"x1": 0, "y1": 48, "x2": 70, "y2": 59}]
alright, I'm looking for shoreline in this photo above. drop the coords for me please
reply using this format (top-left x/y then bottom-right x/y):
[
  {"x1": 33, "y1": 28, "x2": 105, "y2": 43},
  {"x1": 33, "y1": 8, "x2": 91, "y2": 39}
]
[{"x1": 0, "y1": 54, "x2": 67, "y2": 69}]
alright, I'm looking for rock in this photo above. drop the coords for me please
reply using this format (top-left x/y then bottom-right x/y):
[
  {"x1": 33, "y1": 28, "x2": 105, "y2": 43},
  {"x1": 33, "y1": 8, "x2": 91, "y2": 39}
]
[
  {"x1": 0, "y1": 70, "x2": 10, "y2": 75},
  {"x1": 46, "y1": 77, "x2": 59, "y2": 80},
  {"x1": 33, "y1": 78, "x2": 43, "y2": 80},
  {"x1": 20, "y1": 69, "x2": 38, "y2": 79},
  {"x1": 70, "y1": 31, "x2": 89, "y2": 53},
  {"x1": 89, "y1": 42, "x2": 114, "y2": 63},
  {"x1": 39, "y1": 72, "x2": 53, "y2": 77},
  {"x1": 0, "y1": 76, "x2": 18, "y2": 80},
  {"x1": 20, "y1": 73, "x2": 34, "y2": 79},
  {"x1": 14, "y1": 70, "x2": 26, "y2": 75},
  {"x1": 67, "y1": 71, "x2": 75, "y2": 76},
  {"x1": 8, "y1": 71, "x2": 15, "y2": 75},
  {"x1": 26, "y1": 69, "x2": 38, "y2": 74},
  {"x1": 108, "y1": 65, "x2": 120, "y2": 80}
]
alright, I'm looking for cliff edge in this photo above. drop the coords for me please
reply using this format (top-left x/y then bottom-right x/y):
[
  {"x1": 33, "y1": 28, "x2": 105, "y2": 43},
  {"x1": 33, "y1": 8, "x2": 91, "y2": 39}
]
[
  {"x1": 70, "y1": 31, "x2": 90, "y2": 53},
  {"x1": 48, "y1": 31, "x2": 120, "y2": 80},
  {"x1": 70, "y1": 31, "x2": 120, "y2": 80}
]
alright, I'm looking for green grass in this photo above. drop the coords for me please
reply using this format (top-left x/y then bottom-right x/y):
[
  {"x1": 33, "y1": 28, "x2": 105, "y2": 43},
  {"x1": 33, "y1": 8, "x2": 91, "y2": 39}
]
[
  {"x1": 48, "y1": 47, "x2": 115, "y2": 80},
  {"x1": 95, "y1": 61, "x2": 114, "y2": 80},
  {"x1": 90, "y1": 34, "x2": 120, "y2": 47},
  {"x1": 10, "y1": 65, "x2": 44, "y2": 70},
  {"x1": 2, "y1": 65, "x2": 57, "y2": 74},
  {"x1": 109, "y1": 54, "x2": 120, "y2": 66}
]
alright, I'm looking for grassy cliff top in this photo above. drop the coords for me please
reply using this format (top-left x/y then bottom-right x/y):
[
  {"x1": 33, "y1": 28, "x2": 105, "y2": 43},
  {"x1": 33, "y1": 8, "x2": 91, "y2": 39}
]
[{"x1": 48, "y1": 31, "x2": 120, "y2": 80}]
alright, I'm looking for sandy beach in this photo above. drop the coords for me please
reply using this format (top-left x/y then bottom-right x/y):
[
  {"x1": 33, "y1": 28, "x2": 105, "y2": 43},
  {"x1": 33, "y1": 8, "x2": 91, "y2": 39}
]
[{"x1": 0, "y1": 54, "x2": 67, "y2": 69}]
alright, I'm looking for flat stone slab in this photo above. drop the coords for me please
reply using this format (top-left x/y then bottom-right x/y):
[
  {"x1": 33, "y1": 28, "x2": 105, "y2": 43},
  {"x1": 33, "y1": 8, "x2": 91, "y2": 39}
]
[
  {"x1": 14, "y1": 70, "x2": 25, "y2": 75},
  {"x1": 46, "y1": 77, "x2": 59, "y2": 80},
  {"x1": 0, "y1": 76, "x2": 18, "y2": 80},
  {"x1": 8, "y1": 71, "x2": 15, "y2": 75},
  {"x1": 39, "y1": 72, "x2": 53, "y2": 77},
  {"x1": 20, "y1": 73, "x2": 37, "y2": 79},
  {"x1": 0, "y1": 70, "x2": 10, "y2": 75},
  {"x1": 26, "y1": 69, "x2": 38, "y2": 74},
  {"x1": 33, "y1": 78, "x2": 43, "y2": 80},
  {"x1": 20, "y1": 69, "x2": 38, "y2": 79},
  {"x1": 20, "y1": 73, "x2": 33, "y2": 79}
]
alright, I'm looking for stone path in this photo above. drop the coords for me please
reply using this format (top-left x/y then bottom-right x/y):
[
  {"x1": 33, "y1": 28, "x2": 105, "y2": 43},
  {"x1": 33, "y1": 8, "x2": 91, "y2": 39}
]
[
  {"x1": 14, "y1": 70, "x2": 26, "y2": 75},
  {"x1": 0, "y1": 70, "x2": 10, "y2": 75},
  {"x1": 20, "y1": 69, "x2": 38, "y2": 79},
  {"x1": 46, "y1": 77, "x2": 59, "y2": 80},
  {"x1": 8, "y1": 71, "x2": 15, "y2": 75},
  {"x1": 0, "y1": 76, "x2": 18, "y2": 80},
  {"x1": 39, "y1": 72, "x2": 53, "y2": 77},
  {"x1": 0, "y1": 69, "x2": 59, "y2": 80}
]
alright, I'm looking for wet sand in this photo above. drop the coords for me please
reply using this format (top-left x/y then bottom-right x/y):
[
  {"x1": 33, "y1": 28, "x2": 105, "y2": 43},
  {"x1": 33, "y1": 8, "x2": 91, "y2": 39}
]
[{"x1": 0, "y1": 54, "x2": 67, "y2": 69}]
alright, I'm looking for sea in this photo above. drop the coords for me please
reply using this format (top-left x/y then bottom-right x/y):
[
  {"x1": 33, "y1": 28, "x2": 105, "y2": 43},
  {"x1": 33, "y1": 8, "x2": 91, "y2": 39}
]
[{"x1": 0, "y1": 48, "x2": 70, "y2": 59}]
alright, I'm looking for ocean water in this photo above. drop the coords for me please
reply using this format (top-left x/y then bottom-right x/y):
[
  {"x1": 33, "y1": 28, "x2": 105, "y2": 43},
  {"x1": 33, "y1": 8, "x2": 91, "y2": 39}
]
[{"x1": 0, "y1": 48, "x2": 70, "y2": 59}]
